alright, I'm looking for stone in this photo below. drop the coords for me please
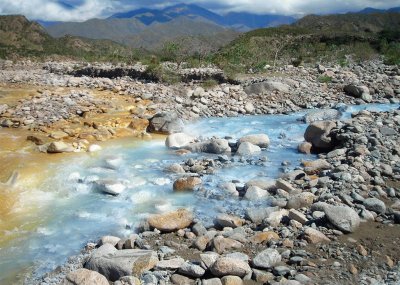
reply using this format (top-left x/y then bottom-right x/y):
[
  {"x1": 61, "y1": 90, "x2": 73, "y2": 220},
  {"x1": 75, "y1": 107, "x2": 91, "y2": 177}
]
[
  {"x1": 236, "y1": 142, "x2": 261, "y2": 156},
  {"x1": 315, "y1": 203, "x2": 360, "y2": 233},
  {"x1": 202, "y1": 278, "x2": 223, "y2": 285},
  {"x1": 298, "y1": 142, "x2": 312, "y2": 154},
  {"x1": 245, "y1": 179, "x2": 276, "y2": 191},
  {"x1": 363, "y1": 198, "x2": 386, "y2": 214},
  {"x1": 47, "y1": 141, "x2": 75, "y2": 153},
  {"x1": 192, "y1": 222, "x2": 208, "y2": 236},
  {"x1": 215, "y1": 214, "x2": 244, "y2": 228},
  {"x1": 304, "y1": 121, "x2": 336, "y2": 151},
  {"x1": 186, "y1": 139, "x2": 231, "y2": 154},
  {"x1": 148, "y1": 209, "x2": 193, "y2": 232},
  {"x1": 171, "y1": 274, "x2": 196, "y2": 285},
  {"x1": 344, "y1": 85, "x2": 370, "y2": 98},
  {"x1": 200, "y1": 252, "x2": 220, "y2": 270},
  {"x1": 210, "y1": 257, "x2": 251, "y2": 277},
  {"x1": 303, "y1": 227, "x2": 330, "y2": 244},
  {"x1": 27, "y1": 135, "x2": 45, "y2": 145},
  {"x1": 116, "y1": 276, "x2": 141, "y2": 285},
  {"x1": 165, "y1": 163, "x2": 185, "y2": 174},
  {"x1": 179, "y1": 262, "x2": 206, "y2": 278},
  {"x1": 244, "y1": 81, "x2": 290, "y2": 94},
  {"x1": 244, "y1": 186, "x2": 270, "y2": 200},
  {"x1": 155, "y1": 257, "x2": 185, "y2": 270},
  {"x1": 286, "y1": 192, "x2": 315, "y2": 209},
  {"x1": 212, "y1": 236, "x2": 243, "y2": 254},
  {"x1": 147, "y1": 113, "x2": 184, "y2": 134},
  {"x1": 173, "y1": 177, "x2": 202, "y2": 192},
  {"x1": 221, "y1": 276, "x2": 243, "y2": 285},
  {"x1": 85, "y1": 248, "x2": 158, "y2": 281},
  {"x1": 94, "y1": 180, "x2": 126, "y2": 195},
  {"x1": 165, "y1": 133, "x2": 194, "y2": 149},
  {"x1": 99, "y1": 235, "x2": 120, "y2": 247},
  {"x1": 249, "y1": 232, "x2": 279, "y2": 244},
  {"x1": 276, "y1": 179, "x2": 299, "y2": 194},
  {"x1": 266, "y1": 209, "x2": 289, "y2": 227},
  {"x1": 61, "y1": 268, "x2": 109, "y2": 285},
  {"x1": 88, "y1": 144, "x2": 102, "y2": 152},
  {"x1": 303, "y1": 109, "x2": 341, "y2": 123},
  {"x1": 253, "y1": 249, "x2": 281, "y2": 269},
  {"x1": 289, "y1": 209, "x2": 308, "y2": 224},
  {"x1": 252, "y1": 269, "x2": 274, "y2": 283},
  {"x1": 244, "y1": 102, "x2": 254, "y2": 113},
  {"x1": 302, "y1": 159, "x2": 331, "y2": 174},
  {"x1": 238, "y1": 134, "x2": 270, "y2": 148},
  {"x1": 50, "y1": 131, "x2": 69, "y2": 139}
]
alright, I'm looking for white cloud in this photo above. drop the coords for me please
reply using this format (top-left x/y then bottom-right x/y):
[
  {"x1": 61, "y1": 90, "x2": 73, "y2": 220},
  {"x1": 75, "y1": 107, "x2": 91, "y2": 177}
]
[{"x1": 0, "y1": 0, "x2": 400, "y2": 21}]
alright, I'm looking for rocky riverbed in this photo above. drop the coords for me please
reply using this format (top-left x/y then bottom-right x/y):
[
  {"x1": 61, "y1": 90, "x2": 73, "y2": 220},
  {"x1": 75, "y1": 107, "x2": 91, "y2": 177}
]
[{"x1": 0, "y1": 59, "x2": 399, "y2": 285}]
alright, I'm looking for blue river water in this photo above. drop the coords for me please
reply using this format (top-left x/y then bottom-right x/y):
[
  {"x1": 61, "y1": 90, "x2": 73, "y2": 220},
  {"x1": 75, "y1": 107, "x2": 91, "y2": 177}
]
[{"x1": 0, "y1": 103, "x2": 398, "y2": 284}]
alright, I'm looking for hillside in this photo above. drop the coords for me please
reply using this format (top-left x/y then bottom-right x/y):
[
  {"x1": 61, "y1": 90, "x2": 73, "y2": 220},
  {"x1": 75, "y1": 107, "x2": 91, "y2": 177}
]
[
  {"x1": 0, "y1": 15, "x2": 135, "y2": 61},
  {"x1": 214, "y1": 12, "x2": 400, "y2": 72}
]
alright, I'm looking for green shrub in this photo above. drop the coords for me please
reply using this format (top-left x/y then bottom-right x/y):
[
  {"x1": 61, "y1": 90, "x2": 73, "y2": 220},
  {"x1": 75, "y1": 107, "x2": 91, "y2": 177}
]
[
  {"x1": 201, "y1": 79, "x2": 218, "y2": 90},
  {"x1": 318, "y1": 75, "x2": 332, "y2": 83}
]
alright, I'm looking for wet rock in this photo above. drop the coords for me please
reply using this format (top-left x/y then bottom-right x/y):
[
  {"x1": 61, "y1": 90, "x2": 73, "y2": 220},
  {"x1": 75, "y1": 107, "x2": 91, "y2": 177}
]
[
  {"x1": 173, "y1": 177, "x2": 202, "y2": 192},
  {"x1": 303, "y1": 109, "x2": 340, "y2": 123},
  {"x1": 363, "y1": 198, "x2": 386, "y2": 214},
  {"x1": 99, "y1": 235, "x2": 121, "y2": 247},
  {"x1": 238, "y1": 134, "x2": 270, "y2": 148},
  {"x1": 94, "y1": 180, "x2": 126, "y2": 195},
  {"x1": 210, "y1": 257, "x2": 251, "y2": 277},
  {"x1": 147, "y1": 112, "x2": 184, "y2": 134},
  {"x1": 245, "y1": 179, "x2": 276, "y2": 191},
  {"x1": 85, "y1": 248, "x2": 158, "y2": 281},
  {"x1": 244, "y1": 186, "x2": 270, "y2": 200},
  {"x1": 61, "y1": 268, "x2": 109, "y2": 285},
  {"x1": 236, "y1": 142, "x2": 261, "y2": 156},
  {"x1": 165, "y1": 133, "x2": 194, "y2": 149},
  {"x1": 304, "y1": 121, "x2": 336, "y2": 151},
  {"x1": 148, "y1": 209, "x2": 193, "y2": 232},
  {"x1": 186, "y1": 139, "x2": 231, "y2": 154},
  {"x1": 165, "y1": 163, "x2": 185, "y2": 174},
  {"x1": 27, "y1": 135, "x2": 45, "y2": 145},
  {"x1": 252, "y1": 249, "x2": 281, "y2": 269},
  {"x1": 47, "y1": 141, "x2": 75, "y2": 153},
  {"x1": 298, "y1": 142, "x2": 312, "y2": 154},
  {"x1": 88, "y1": 144, "x2": 102, "y2": 152}
]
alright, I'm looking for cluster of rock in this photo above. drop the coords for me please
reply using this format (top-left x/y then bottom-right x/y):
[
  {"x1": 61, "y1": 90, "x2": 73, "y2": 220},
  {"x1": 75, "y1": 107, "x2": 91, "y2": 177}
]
[
  {"x1": 0, "y1": 90, "x2": 110, "y2": 128},
  {"x1": 1, "y1": 60, "x2": 399, "y2": 123}
]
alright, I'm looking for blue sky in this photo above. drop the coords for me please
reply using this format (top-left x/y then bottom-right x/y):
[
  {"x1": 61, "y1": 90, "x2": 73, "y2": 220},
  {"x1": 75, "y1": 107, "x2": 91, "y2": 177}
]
[{"x1": 0, "y1": 0, "x2": 399, "y2": 21}]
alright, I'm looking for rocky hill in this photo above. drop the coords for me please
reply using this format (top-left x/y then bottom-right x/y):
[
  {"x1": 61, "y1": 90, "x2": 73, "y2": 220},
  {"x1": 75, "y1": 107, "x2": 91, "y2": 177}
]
[{"x1": 0, "y1": 15, "x2": 134, "y2": 60}]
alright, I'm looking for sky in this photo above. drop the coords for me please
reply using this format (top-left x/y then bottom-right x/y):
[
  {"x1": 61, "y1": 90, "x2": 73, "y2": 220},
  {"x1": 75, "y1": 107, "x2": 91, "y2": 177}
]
[{"x1": 0, "y1": 0, "x2": 399, "y2": 21}]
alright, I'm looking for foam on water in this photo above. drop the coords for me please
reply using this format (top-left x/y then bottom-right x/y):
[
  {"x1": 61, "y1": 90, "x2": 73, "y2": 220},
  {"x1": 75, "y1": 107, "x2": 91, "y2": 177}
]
[{"x1": 0, "y1": 103, "x2": 398, "y2": 284}]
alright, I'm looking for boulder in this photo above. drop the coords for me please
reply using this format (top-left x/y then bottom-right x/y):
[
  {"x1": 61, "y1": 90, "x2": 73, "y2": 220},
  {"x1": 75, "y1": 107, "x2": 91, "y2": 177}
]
[
  {"x1": 212, "y1": 236, "x2": 243, "y2": 254},
  {"x1": 244, "y1": 81, "x2": 290, "y2": 95},
  {"x1": 238, "y1": 134, "x2": 270, "y2": 148},
  {"x1": 302, "y1": 159, "x2": 331, "y2": 175},
  {"x1": 236, "y1": 142, "x2": 261, "y2": 156},
  {"x1": 302, "y1": 109, "x2": 341, "y2": 123},
  {"x1": 171, "y1": 274, "x2": 196, "y2": 285},
  {"x1": 286, "y1": 192, "x2": 315, "y2": 209},
  {"x1": 314, "y1": 203, "x2": 360, "y2": 233},
  {"x1": 304, "y1": 121, "x2": 336, "y2": 151},
  {"x1": 47, "y1": 141, "x2": 75, "y2": 153},
  {"x1": 147, "y1": 113, "x2": 184, "y2": 134},
  {"x1": 210, "y1": 257, "x2": 251, "y2": 277},
  {"x1": 155, "y1": 257, "x2": 185, "y2": 270},
  {"x1": 303, "y1": 227, "x2": 330, "y2": 244},
  {"x1": 173, "y1": 177, "x2": 202, "y2": 192},
  {"x1": 245, "y1": 179, "x2": 276, "y2": 191},
  {"x1": 178, "y1": 262, "x2": 206, "y2": 278},
  {"x1": 344, "y1": 85, "x2": 370, "y2": 98},
  {"x1": 215, "y1": 214, "x2": 244, "y2": 228},
  {"x1": 98, "y1": 236, "x2": 120, "y2": 247},
  {"x1": 297, "y1": 142, "x2": 312, "y2": 154},
  {"x1": 202, "y1": 278, "x2": 223, "y2": 285},
  {"x1": 85, "y1": 247, "x2": 158, "y2": 281},
  {"x1": 252, "y1": 249, "x2": 281, "y2": 269},
  {"x1": 165, "y1": 133, "x2": 194, "y2": 149},
  {"x1": 147, "y1": 209, "x2": 193, "y2": 232},
  {"x1": 61, "y1": 268, "x2": 108, "y2": 285},
  {"x1": 363, "y1": 198, "x2": 386, "y2": 214},
  {"x1": 186, "y1": 139, "x2": 231, "y2": 154},
  {"x1": 221, "y1": 276, "x2": 244, "y2": 285},
  {"x1": 244, "y1": 186, "x2": 270, "y2": 200}
]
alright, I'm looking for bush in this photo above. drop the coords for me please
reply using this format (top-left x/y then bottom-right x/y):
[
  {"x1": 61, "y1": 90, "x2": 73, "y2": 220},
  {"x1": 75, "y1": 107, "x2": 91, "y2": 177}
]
[
  {"x1": 318, "y1": 75, "x2": 332, "y2": 83},
  {"x1": 201, "y1": 79, "x2": 218, "y2": 90}
]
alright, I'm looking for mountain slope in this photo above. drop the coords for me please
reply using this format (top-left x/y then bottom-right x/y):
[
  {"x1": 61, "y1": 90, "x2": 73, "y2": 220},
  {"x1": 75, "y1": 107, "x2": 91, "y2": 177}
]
[
  {"x1": 0, "y1": 15, "x2": 134, "y2": 60},
  {"x1": 109, "y1": 3, "x2": 296, "y2": 29},
  {"x1": 357, "y1": 7, "x2": 400, "y2": 14},
  {"x1": 47, "y1": 18, "x2": 146, "y2": 40}
]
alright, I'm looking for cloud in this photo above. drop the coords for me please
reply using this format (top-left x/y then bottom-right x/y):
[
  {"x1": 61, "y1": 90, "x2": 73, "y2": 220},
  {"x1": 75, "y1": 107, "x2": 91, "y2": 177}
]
[{"x1": 0, "y1": 0, "x2": 400, "y2": 21}]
